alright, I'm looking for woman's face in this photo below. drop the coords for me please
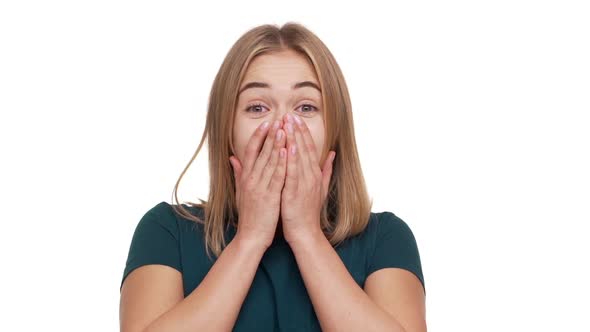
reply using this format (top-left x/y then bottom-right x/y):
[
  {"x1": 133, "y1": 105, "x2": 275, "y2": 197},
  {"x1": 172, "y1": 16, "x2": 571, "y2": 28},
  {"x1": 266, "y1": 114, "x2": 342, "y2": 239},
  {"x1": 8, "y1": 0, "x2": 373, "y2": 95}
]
[{"x1": 233, "y1": 49, "x2": 326, "y2": 168}]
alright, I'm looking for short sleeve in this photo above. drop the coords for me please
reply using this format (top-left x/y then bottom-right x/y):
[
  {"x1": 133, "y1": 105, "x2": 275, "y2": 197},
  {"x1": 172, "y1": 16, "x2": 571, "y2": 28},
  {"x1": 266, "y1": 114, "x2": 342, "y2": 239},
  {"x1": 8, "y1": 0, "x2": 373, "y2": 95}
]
[
  {"x1": 120, "y1": 202, "x2": 182, "y2": 291},
  {"x1": 366, "y1": 211, "x2": 426, "y2": 294}
]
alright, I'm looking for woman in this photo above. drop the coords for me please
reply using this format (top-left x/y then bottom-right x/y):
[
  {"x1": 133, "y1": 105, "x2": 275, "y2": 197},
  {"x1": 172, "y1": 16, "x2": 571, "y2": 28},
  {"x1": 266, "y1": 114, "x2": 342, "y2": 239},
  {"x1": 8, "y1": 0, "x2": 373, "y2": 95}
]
[{"x1": 119, "y1": 22, "x2": 426, "y2": 332}]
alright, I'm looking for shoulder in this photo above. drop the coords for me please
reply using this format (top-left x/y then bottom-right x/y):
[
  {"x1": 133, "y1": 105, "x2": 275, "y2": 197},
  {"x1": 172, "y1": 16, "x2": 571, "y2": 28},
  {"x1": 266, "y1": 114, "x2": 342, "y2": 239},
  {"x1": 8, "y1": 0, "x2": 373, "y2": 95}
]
[
  {"x1": 137, "y1": 201, "x2": 179, "y2": 234},
  {"x1": 144, "y1": 200, "x2": 201, "y2": 218},
  {"x1": 120, "y1": 202, "x2": 185, "y2": 291},
  {"x1": 367, "y1": 210, "x2": 421, "y2": 256},
  {"x1": 128, "y1": 201, "x2": 209, "y2": 246},
  {"x1": 120, "y1": 201, "x2": 207, "y2": 290},
  {"x1": 373, "y1": 211, "x2": 415, "y2": 237},
  {"x1": 359, "y1": 210, "x2": 413, "y2": 242},
  {"x1": 144, "y1": 200, "x2": 205, "y2": 227},
  {"x1": 365, "y1": 210, "x2": 425, "y2": 292},
  {"x1": 144, "y1": 201, "x2": 175, "y2": 219}
]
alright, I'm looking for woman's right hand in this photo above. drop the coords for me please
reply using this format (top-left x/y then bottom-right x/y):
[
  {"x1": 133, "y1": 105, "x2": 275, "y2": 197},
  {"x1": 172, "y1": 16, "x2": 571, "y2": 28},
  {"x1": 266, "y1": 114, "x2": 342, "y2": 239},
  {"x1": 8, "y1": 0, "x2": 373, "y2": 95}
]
[{"x1": 229, "y1": 120, "x2": 287, "y2": 249}]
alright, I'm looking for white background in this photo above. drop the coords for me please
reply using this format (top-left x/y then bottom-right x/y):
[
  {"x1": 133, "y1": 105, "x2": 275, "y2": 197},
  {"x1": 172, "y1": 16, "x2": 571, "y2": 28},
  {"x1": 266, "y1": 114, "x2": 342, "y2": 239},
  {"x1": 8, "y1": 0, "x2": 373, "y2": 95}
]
[{"x1": 1, "y1": 1, "x2": 588, "y2": 331}]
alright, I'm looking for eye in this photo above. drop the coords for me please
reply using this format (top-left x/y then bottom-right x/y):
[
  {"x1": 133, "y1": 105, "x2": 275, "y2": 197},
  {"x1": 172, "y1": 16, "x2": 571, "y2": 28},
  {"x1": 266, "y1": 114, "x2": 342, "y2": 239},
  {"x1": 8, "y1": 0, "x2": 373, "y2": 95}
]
[
  {"x1": 244, "y1": 102, "x2": 319, "y2": 114},
  {"x1": 296, "y1": 103, "x2": 319, "y2": 113},
  {"x1": 245, "y1": 102, "x2": 268, "y2": 113}
]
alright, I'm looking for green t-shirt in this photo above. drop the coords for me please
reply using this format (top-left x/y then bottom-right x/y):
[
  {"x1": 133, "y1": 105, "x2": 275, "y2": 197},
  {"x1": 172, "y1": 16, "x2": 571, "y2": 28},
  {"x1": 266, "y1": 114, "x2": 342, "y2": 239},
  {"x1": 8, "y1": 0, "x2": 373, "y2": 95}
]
[{"x1": 120, "y1": 201, "x2": 425, "y2": 331}]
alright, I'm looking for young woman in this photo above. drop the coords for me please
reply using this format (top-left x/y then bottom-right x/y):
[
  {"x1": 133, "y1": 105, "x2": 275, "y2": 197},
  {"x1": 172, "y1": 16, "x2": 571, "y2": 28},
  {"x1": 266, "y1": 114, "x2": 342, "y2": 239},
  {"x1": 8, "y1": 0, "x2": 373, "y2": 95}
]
[{"x1": 119, "y1": 22, "x2": 426, "y2": 332}]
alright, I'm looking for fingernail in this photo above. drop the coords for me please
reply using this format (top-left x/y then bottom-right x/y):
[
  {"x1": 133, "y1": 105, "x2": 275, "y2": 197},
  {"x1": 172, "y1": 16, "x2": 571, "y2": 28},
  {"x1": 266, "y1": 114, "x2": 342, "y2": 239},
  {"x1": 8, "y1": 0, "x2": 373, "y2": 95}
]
[
  {"x1": 273, "y1": 120, "x2": 280, "y2": 130},
  {"x1": 286, "y1": 122, "x2": 293, "y2": 133},
  {"x1": 286, "y1": 113, "x2": 293, "y2": 123},
  {"x1": 261, "y1": 121, "x2": 269, "y2": 130},
  {"x1": 291, "y1": 145, "x2": 297, "y2": 155},
  {"x1": 276, "y1": 129, "x2": 283, "y2": 140},
  {"x1": 293, "y1": 114, "x2": 302, "y2": 125}
]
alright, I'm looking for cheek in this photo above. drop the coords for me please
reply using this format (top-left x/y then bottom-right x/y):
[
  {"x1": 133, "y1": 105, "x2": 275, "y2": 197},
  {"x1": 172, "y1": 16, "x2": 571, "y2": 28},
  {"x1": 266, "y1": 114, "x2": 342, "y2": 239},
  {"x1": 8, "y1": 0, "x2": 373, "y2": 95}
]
[
  {"x1": 233, "y1": 125, "x2": 259, "y2": 162},
  {"x1": 306, "y1": 122, "x2": 325, "y2": 163}
]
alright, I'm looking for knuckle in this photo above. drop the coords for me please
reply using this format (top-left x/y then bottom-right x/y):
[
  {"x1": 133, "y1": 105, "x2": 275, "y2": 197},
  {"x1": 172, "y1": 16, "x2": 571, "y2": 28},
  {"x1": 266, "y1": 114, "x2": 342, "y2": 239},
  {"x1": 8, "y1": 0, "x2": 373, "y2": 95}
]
[
  {"x1": 244, "y1": 178, "x2": 256, "y2": 191},
  {"x1": 260, "y1": 147, "x2": 270, "y2": 158},
  {"x1": 283, "y1": 190, "x2": 294, "y2": 200},
  {"x1": 313, "y1": 180, "x2": 321, "y2": 189},
  {"x1": 271, "y1": 149, "x2": 280, "y2": 161},
  {"x1": 245, "y1": 146, "x2": 257, "y2": 159},
  {"x1": 313, "y1": 170, "x2": 322, "y2": 179},
  {"x1": 268, "y1": 131, "x2": 277, "y2": 142}
]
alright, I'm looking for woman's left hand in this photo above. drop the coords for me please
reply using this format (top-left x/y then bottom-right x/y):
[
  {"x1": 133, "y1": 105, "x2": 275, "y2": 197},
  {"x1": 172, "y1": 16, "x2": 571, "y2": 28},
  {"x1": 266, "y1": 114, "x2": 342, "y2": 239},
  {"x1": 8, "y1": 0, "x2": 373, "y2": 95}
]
[{"x1": 280, "y1": 113, "x2": 336, "y2": 244}]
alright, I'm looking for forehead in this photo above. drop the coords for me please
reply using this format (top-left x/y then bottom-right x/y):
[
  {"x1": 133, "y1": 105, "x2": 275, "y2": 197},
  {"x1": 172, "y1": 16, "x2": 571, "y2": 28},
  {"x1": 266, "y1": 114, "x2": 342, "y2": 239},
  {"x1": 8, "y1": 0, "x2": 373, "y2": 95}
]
[{"x1": 242, "y1": 50, "x2": 319, "y2": 84}]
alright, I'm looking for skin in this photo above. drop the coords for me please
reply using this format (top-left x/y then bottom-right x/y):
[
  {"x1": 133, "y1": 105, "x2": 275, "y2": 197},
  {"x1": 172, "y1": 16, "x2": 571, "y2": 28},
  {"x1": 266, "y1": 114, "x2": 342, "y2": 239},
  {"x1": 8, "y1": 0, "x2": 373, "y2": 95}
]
[
  {"x1": 231, "y1": 50, "x2": 425, "y2": 331},
  {"x1": 232, "y1": 49, "x2": 327, "y2": 239},
  {"x1": 120, "y1": 49, "x2": 424, "y2": 332},
  {"x1": 233, "y1": 49, "x2": 325, "y2": 168}
]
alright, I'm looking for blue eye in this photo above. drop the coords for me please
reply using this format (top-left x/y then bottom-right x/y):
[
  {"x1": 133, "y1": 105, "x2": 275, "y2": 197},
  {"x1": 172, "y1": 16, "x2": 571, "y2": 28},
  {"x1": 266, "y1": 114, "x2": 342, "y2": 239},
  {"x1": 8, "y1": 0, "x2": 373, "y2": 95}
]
[
  {"x1": 244, "y1": 103, "x2": 319, "y2": 113},
  {"x1": 245, "y1": 102, "x2": 267, "y2": 113},
  {"x1": 296, "y1": 104, "x2": 318, "y2": 113}
]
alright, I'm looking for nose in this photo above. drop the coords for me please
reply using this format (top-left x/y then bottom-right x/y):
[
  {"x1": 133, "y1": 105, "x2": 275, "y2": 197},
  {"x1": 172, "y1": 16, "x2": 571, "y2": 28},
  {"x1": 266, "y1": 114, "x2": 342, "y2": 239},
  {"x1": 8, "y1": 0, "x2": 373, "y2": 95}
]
[{"x1": 271, "y1": 110, "x2": 292, "y2": 129}]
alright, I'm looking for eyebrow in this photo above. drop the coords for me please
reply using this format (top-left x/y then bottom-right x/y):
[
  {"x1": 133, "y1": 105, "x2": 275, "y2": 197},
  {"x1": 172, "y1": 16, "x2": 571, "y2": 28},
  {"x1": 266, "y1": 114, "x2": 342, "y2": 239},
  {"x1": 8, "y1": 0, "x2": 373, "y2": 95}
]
[{"x1": 238, "y1": 80, "x2": 322, "y2": 96}]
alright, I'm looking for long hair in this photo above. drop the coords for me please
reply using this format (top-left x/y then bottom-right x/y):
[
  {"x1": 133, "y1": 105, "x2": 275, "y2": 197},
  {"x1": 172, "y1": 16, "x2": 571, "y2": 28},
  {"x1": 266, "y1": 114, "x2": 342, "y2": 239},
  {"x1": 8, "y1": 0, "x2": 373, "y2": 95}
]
[{"x1": 171, "y1": 22, "x2": 373, "y2": 260}]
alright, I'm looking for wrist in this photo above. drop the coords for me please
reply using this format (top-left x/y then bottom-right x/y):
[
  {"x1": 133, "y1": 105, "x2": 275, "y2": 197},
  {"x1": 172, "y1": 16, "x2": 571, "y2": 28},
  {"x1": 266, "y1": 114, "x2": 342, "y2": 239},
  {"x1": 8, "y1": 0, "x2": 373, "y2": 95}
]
[
  {"x1": 285, "y1": 226, "x2": 325, "y2": 248},
  {"x1": 234, "y1": 231, "x2": 270, "y2": 253}
]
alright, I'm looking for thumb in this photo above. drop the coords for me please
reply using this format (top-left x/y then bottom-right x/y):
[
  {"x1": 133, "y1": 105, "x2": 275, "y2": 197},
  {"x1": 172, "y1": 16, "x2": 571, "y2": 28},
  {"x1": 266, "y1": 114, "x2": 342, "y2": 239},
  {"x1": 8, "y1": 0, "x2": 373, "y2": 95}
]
[
  {"x1": 321, "y1": 151, "x2": 336, "y2": 200},
  {"x1": 229, "y1": 155, "x2": 243, "y2": 189}
]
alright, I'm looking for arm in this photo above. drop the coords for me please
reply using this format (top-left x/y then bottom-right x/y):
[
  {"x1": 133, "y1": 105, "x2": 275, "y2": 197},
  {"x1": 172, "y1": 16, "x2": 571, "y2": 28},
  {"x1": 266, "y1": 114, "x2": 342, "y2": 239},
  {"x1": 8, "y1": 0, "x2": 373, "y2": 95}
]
[
  {"x1": 288, "y1": 229, "x2": 418, "y2": 332},
  {"x1": 119, "y1": 234, "x2": 267, "y2": 332},
  {"x1": 364, "y1": 268, "x2": 426, "y2": 332}
]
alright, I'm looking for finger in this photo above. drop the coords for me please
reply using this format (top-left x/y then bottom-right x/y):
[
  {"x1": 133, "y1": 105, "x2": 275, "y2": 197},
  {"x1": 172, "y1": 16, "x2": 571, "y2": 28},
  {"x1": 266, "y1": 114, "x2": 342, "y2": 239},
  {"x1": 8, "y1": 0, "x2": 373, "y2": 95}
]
[
  {"x1": 229, "y1": 155, "x2": 242, "y2": 191},
  {"x1": 251, "y1": 120, "x2": 281, "y2": 180},
  {"x1": 262, "y1": 128, "x2": 286, "y2": 189},
  {"x1": 321, "y1": 151, "x2": 336, "y2": 200},
  {"x1": 243, "y1": 120, "x2": 271, "y2": 173},
  {"x1": 284, "y1": 119, "x2": 298, "y2": 192},
  {"x1": 293, "y1": 114, "x2": 320, "y2": 171},
  {"x1": 229, "y1": 155, "x2": 243, "y2": 206},
  {"x1": 290, "y1": 115, "x2": 310, "y2": 180},
  {"x1": 269, "y1": 146, "x2": 288, "y2": 193}
]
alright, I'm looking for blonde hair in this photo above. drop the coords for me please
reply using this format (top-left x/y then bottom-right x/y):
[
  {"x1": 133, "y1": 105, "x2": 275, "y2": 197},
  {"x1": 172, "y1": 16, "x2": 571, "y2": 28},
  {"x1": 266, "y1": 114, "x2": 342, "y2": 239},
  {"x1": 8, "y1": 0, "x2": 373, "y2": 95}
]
[{"x1": 171, "y1": 22, "x2": 373, "y2": 260}]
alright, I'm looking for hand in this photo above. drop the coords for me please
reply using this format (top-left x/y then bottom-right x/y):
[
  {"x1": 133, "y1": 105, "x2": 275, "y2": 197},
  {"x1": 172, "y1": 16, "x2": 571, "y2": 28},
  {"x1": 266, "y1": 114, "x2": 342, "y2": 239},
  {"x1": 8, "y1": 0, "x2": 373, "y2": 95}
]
[
  {"x1": 280, "y1": 113, "x2": 336, "y2": 244},
  {"x1": 229, "y1": 120, "x2": 287, "y2": 249}
]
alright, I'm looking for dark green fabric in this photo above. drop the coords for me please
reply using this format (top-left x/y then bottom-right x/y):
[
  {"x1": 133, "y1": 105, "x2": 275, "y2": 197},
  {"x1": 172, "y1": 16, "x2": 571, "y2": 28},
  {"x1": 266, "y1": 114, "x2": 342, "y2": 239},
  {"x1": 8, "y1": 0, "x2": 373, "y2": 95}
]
[{"x1": 120, "y1": 201, "x2": 425, "y2": 331}]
